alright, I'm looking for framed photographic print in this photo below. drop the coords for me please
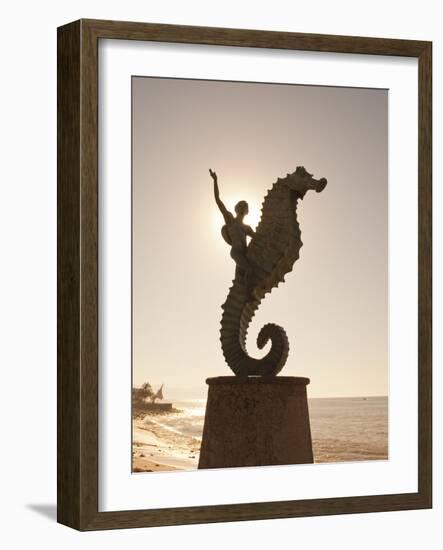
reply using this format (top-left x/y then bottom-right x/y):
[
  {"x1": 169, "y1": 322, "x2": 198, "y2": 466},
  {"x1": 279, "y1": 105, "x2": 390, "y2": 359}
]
[{"x1": 57, "y1": 19, "x2": 432, "y2": 530}]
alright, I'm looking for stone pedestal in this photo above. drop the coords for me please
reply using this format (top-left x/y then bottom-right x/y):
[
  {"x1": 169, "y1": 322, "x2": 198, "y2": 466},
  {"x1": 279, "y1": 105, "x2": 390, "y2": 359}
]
[{"x1": 198, "y1": 376, "x2": 313, "y2": 469}]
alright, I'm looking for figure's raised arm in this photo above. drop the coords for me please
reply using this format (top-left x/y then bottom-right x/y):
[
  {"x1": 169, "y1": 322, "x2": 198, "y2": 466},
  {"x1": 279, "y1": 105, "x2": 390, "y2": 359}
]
[{"x1": 209, "y1": 169, "x2": 231, "y2": 223}]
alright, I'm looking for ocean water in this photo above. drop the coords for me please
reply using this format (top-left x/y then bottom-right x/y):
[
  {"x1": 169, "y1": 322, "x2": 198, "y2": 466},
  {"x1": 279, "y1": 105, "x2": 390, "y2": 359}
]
[
  {"x1": 141, "y1": 396, "x2": 388, "y2": 463},
  {"x1": 309, "y1": 396, "x2": 388, "y2": 462}
]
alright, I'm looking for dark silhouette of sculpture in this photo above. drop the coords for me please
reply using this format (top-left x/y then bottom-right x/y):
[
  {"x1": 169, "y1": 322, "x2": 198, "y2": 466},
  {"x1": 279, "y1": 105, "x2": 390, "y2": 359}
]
[{"x1": 210, "y1": 167, "x2": 327, "y2": 377}]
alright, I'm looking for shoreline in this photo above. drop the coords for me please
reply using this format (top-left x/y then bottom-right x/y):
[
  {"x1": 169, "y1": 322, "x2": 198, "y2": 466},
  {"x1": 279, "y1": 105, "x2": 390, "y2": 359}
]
[
  {"x1": 132, "y1": 397, "x2": 388, "y2": 473},
  {"x1": 132, "y1": 413, "x2": 200, "y2": 473}
]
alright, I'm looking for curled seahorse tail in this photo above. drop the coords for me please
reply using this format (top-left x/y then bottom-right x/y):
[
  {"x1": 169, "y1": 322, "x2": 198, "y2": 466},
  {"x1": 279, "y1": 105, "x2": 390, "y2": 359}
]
[
  {"x1": 220, "y1": 280, "x2": 289, "y2": 376},
  {"x1": 256, "y1": 323, "x2": 289, "y2": 375}
]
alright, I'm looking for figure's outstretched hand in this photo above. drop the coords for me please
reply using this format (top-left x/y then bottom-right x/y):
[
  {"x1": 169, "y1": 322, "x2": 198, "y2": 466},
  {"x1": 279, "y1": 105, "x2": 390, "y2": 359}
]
[{"x1": 209, "y1": 168, "x2": 217, "y2": 182}]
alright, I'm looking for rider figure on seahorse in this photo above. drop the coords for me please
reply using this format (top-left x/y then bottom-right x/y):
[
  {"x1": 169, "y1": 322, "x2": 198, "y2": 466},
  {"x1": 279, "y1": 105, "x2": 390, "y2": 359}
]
[{"x1": 209, "y1": 168, "x2": 256, "y2": 294}]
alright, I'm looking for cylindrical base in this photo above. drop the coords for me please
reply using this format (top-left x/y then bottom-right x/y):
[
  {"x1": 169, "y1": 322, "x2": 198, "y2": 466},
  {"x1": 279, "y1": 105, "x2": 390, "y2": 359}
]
[{"x1": 198, "y1": 376, "x2": 313, "y2": 469}]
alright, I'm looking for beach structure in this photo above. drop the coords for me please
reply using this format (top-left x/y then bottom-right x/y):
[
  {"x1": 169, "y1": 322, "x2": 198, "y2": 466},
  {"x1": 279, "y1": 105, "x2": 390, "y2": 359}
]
[{"x1": 133, "y1": 383, "x2": 173, "y2": 412}]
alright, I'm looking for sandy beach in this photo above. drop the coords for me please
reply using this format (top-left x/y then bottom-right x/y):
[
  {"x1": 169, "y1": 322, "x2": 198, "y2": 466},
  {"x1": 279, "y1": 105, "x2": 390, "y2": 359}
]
[{"x1": 132, "y1": 408, "x2": 201, "y2": 472}]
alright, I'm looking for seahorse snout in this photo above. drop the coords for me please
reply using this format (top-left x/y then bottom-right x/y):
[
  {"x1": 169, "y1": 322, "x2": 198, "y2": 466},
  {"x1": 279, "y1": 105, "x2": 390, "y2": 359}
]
[{"x1": 316, "y1": 177, "x2": 327, "y2": 192}]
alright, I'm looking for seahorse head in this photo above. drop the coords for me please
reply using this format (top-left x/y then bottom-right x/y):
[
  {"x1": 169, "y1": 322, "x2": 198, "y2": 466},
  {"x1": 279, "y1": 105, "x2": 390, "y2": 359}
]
[{"x1": 283, "y1": 166, "x2": 327, "y2": 196}]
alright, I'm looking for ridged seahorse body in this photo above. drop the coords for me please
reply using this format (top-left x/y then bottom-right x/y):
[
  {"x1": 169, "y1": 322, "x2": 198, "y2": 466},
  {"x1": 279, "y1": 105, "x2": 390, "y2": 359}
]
[{"x1": 220, "y1": 167, "x2": 327, "y2": 377}]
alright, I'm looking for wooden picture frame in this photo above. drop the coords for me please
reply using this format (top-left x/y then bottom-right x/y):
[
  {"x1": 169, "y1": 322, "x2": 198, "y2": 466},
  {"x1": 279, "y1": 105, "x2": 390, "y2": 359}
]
[{"x1": 57, "y1": 19, "x2": 432, "y2": 530}]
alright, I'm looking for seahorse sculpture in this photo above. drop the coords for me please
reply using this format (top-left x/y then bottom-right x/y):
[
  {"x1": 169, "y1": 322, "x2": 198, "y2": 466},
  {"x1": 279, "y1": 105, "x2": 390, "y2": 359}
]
[{"x1": 212, "y1": 166, "x2": 327, "y2": 377}]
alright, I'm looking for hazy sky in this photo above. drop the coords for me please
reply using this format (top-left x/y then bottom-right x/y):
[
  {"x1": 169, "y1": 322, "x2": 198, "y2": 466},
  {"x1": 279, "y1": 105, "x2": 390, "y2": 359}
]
[{"x1": 132, "y1": 77, "x2": 388, "y2": 399}]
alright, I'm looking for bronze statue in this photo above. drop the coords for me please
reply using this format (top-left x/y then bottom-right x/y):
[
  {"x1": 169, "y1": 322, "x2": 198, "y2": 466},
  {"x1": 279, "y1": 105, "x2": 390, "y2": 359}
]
[{"x1": 210, "y1": 167, "x2": 327, "y2": 377}]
